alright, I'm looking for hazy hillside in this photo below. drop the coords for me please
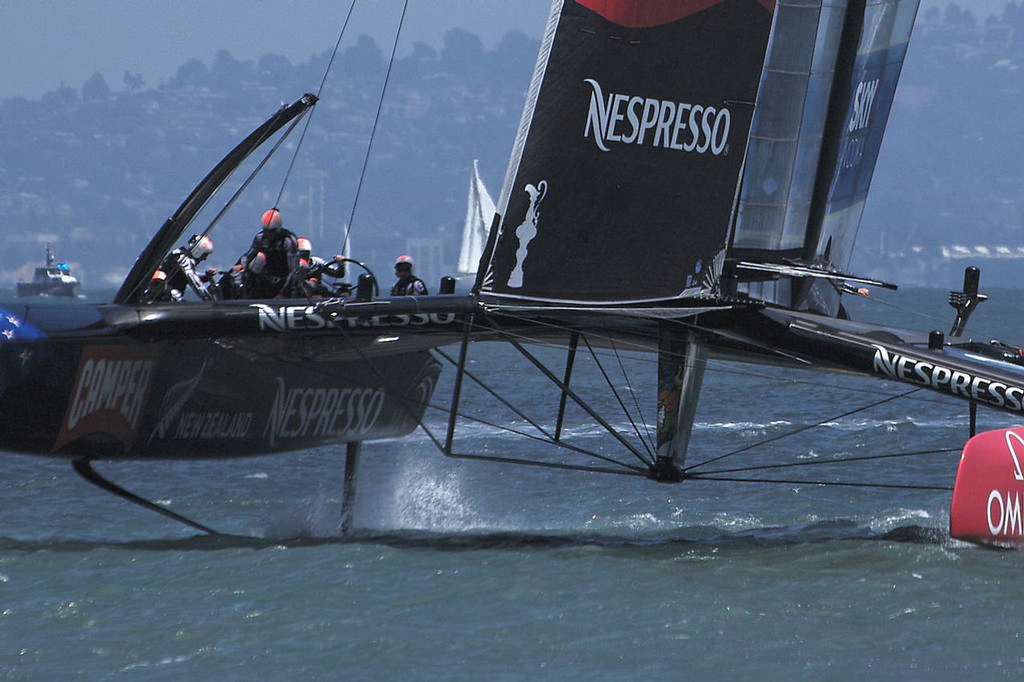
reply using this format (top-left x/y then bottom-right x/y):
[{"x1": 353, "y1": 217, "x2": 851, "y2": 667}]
[
  {"x1": 0, "y1": 2, "x2": 1021, "y2": 291},
  {"x1": 0, "y1": 29, "x2": 538, "y2": 289},
  {"x1": 856, "y1": 2, "x2": 1024, "y2": 285}
]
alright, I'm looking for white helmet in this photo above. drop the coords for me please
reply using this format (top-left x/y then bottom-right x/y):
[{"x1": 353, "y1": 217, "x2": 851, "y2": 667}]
[
  {"x1": 188, "y1": 235, "x2": 214, "y2": 260},
  {"x1": 395, "y1": 254, "x2": 414, "y2": 272}
]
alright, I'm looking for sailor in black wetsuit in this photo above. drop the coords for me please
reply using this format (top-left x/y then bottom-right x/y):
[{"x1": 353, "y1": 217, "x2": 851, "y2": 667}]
[
  {"x1": 288, "y1": 238, "x2": 349, "y2": 298},
  {"x1": 144, "y1": 234, "x2": 216, "y2": 302},
  {"x1": 232, "y1": 208, "x2": 299, "y2": 299},
  {"x1": 390, "y1": 254, "x2": 427, "y2": 296}
]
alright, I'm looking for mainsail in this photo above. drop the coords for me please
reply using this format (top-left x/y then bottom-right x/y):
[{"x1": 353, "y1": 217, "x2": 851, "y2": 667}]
[
  {"x1": 479, "y1": 0, "x2": 774, "y2": 305},
  {"x1": 457, "y1": 160, "x2": 496, "y2": 275}
]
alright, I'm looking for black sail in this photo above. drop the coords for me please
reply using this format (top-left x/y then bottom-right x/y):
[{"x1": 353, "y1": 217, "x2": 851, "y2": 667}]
[{"x1": 479, "y1": 0, "x2": 774, "y2": 305}]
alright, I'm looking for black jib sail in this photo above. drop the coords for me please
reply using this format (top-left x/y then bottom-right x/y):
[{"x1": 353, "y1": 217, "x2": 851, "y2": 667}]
[{"x1": 479, "y1": 0, "x2": 774, "y2": 305}]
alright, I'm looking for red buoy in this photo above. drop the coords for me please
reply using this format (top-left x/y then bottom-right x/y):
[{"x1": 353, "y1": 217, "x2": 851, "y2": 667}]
[{"x1": 950, "y1": 428, "x2": 1024, "y2": 548}]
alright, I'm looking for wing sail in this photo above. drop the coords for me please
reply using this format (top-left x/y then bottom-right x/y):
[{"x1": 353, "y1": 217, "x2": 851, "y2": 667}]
[
  {"x1": 479, "y1": 0, "x2": 774, "y2": 305},
  {"x1": 729, "y1": 0, "x2": 919, "y2": 312},
  {"x1": 811, "y1": 0, "x2": 919, "y2": 274}
]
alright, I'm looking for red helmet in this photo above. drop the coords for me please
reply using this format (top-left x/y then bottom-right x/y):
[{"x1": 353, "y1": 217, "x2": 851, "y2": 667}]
[{"x1": 262, "y1": 209, "x2": 283, "y2": 229}]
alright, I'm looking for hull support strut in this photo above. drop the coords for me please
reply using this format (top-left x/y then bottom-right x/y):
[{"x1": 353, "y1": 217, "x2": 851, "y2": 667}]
[
  {"x1": 653, "y1": 324, "x2": 707, "y2": 481},
  {"x1": 340, "y1": 441, "x2": 361, "y2": 535}
]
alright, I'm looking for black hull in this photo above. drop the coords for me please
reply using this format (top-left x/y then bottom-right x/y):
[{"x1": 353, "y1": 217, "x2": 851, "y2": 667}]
[
  {"x1": 6, "y1": 289, "x2": 1024, "y2": 461},
  {"x1": 0, "y1": 298, "x2": 460, "y2": 460}
]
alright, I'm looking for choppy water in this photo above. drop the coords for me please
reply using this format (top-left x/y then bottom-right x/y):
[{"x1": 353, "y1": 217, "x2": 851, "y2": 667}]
[{"x1": 2, "y1": 288, "x2": 1023, "y2": 679}]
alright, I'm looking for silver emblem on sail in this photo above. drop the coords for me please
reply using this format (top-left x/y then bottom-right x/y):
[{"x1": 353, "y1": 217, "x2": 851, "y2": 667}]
[{"x1": 506, "y1": 180, "x2": 547, "y2": 289}]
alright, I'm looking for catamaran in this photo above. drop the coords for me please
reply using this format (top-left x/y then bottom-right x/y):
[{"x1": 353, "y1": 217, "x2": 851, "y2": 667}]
[{"x1": 1, "y1": 0, "x2": 1022, "y2": 547}]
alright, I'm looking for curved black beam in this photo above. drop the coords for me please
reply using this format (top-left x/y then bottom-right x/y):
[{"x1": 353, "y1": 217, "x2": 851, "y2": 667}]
[
  {"x1": 72, "y1": 459, "x2": 218, "y2": 535},
  {"x1": 114, "y1": 93, "x2": 318, "y2": 304}
]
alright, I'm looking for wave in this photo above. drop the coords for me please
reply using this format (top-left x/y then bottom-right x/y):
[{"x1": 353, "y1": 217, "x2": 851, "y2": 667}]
[
  {"x1": 0, "y1": 519, "x2": 962, "y2": 554},
  {"x1": 413, "y1": 413, "x2": 975, "y2": 444}
]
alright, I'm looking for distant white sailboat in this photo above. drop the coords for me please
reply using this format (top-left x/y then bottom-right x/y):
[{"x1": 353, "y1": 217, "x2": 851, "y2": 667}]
[{"x1": 457, "y1": 160, "x2": 495, "y2": 275}]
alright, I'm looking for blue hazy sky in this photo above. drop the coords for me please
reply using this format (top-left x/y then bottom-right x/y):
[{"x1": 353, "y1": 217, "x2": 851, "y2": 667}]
[{"x1": 0, "y1": 0, "x2": 1007, "y2": 102}]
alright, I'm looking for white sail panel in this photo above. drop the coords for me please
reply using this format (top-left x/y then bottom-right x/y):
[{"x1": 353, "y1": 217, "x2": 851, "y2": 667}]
[{"x1": 457, "y1": 160, "x2": 496, "y2": 275}]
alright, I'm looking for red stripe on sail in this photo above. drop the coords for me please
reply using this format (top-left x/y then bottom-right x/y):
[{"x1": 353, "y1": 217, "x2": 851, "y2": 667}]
[{"x1": 574, "y1": 0, "x2": 774, "y2": 27}]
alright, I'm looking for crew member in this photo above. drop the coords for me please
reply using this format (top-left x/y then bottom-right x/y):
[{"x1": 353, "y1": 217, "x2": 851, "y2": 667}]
[
  {"x1": 144, "y1": 234, "x2": 216, "y2": 302},
  {"x1": 390, "y1": 254, "x2": 427, "y2": 296},
  {"x1": 288, "y1": 238, "x2": 349, "y2": 297},
  {"x1": 232, "y1": 208, "x2": 299, "y2": 298}
]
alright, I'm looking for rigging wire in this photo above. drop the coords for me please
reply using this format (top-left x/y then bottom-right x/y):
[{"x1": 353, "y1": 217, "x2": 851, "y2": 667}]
[
  {"x1": 200, "y1": 115, "x2": 310, "y2": 238},
  {"x1": 430, "y1": 345, "x2": 650, "y2": 472},
  {"x1": 470, "y1": 308, "x2": 952, "y2": 407},
  {"x1": 273, "y1": 0, "x2": 360, "y2": 209},
  {"x1": 458, "y1": 309, "x2": 987, "y2": 490},
  {"x1": 578, "y1": 334, "x2": 655, "y2": 456},
  {"x1": 695, "y1": 446, "x2": 961, "y2": 476},
  {"x1": 432, "y1": 346, "x2": 561, "y2": 443},
  {"x1": 683, "y1": 386, "x2": 925, "y2": 473},
  {"x1": 848, "y1": 287, "x2": 1023, "y2": 346},
  {"x1": 341, "y1": 0, "x2": 410, "y2": 256},
  {"x1": 685, "y1": 475, "x2": 954, "y2": 492},
  {"x1": 421, "y1": 399, "x2": 648, "y2": 475},
  {"x1": 610, "y1": 339, "x2": 655, "y2": 447}
]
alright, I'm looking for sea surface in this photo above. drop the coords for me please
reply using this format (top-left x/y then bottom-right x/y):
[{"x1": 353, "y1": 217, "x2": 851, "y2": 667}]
[{"x1": 2, "y1": 287, "x2": 1023, "y2": 680}]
